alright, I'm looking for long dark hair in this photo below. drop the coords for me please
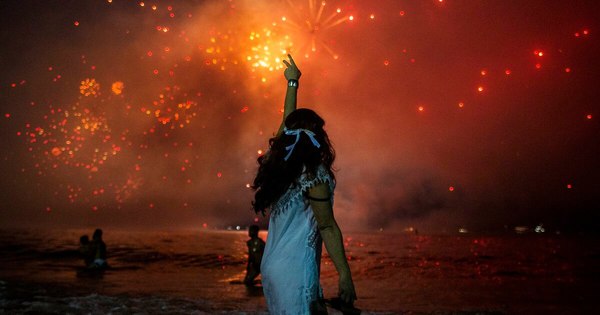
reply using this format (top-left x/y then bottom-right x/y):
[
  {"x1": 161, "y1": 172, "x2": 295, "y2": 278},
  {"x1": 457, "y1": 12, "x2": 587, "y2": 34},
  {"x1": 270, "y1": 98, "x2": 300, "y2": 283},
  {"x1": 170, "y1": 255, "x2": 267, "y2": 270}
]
[{"x1": 252, "y1": 108, "x2": 335, "y2": 215}]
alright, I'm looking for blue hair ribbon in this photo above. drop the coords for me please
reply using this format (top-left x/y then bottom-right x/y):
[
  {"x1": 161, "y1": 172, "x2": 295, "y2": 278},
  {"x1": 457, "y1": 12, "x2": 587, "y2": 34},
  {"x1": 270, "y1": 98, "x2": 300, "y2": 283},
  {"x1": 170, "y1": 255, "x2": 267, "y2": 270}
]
[{"x1": 283, "y1": 128, "x2": 321, "y2": 161}]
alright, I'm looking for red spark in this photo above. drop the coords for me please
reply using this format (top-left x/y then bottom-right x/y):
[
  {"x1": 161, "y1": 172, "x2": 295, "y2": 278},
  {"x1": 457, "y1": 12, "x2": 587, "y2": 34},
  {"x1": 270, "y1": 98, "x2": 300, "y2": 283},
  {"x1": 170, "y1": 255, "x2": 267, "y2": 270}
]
[
  {"x1": 449, "y1": 186, "x2": 455, "y2": 192},
  {"x1": 477, "y1": 86, "x2": 484, "y2": 92},
  {"x1": 565, "y1": 67, "x2": 571, "y2": 73},
  {"x1": 384, "y1": 60, "x2": 390, "y2": 66},
  {"x1": 566, "y1": 184, "x2": 572, "y2": 189},
  {"x1": 74, "y1": 21, "x2": 80, "y2": 26},
  {"x1": 399, "y1": 11, "x2": 405, "y2": 16},
  {"x1": 458, "y1": 102, "x2": 465, "y2": 108},
  {"x1": 586, "y1": 114, "x2": 592, "y2": 120},
  {"x1": 505, "y1": 69, "x2": 511, "y2": 75},
  {"x1": 217, "y1": 172, "x2": 222, "y2": 178},
  {"x1": 418, "y1": 106, "x2": 424, "y2": 112},
  {"x1": 4, "y1": 113, "x2": 10, "y2": 118},
  {"x1": 535, "y1": 63, "x2": 542, "y2": 69}
]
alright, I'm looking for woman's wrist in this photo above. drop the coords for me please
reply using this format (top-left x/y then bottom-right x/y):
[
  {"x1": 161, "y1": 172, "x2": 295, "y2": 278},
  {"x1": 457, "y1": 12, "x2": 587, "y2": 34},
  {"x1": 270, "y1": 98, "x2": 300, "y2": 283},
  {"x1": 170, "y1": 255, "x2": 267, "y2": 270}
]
[{"x1": 338, "y1": 267, "x2": 352, "y2": 279}]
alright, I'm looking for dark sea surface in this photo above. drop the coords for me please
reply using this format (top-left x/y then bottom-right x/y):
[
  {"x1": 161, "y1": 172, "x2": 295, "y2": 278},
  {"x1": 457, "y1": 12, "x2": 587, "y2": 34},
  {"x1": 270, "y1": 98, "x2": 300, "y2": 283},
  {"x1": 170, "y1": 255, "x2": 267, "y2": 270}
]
[{"x1": 0, "y1": 229, "x2": 598, "y2": 314}]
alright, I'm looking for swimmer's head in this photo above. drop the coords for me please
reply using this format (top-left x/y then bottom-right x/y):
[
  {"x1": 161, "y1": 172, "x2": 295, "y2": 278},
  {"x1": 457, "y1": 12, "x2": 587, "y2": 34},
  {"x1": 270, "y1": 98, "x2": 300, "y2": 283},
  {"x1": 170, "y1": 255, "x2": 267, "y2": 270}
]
[{"x1": 248, "y1": 225, "x2": 260, "y2": 238}]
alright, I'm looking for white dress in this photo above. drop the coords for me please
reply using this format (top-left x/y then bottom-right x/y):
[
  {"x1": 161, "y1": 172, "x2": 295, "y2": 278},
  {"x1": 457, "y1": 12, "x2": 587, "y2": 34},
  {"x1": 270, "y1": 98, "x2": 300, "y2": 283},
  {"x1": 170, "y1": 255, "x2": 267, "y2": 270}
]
[{"x1": 261, "y1": 164, "x2": 334, "y2": 314}]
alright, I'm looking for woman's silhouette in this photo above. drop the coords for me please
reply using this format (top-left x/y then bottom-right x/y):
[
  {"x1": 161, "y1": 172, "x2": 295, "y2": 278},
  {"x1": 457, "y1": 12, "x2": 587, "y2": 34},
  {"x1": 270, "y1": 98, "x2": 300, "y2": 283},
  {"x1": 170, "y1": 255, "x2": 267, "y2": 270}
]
[{"x1": 252, "y1": 54, "x2": 356, "y2": 313}]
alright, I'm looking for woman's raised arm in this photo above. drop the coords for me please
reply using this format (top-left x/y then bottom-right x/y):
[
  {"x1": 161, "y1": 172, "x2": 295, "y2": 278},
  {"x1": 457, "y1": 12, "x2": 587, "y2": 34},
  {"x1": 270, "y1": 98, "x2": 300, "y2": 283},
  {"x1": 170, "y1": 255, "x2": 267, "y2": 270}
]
[{"x1": 276, "y1": 54, "x2": 302, "y2": 136}]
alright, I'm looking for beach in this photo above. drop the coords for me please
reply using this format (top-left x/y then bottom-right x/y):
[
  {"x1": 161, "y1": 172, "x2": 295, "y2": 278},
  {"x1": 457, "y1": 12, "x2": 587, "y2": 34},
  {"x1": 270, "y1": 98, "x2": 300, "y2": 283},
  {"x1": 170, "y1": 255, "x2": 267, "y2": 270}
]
[{"x1": 0, "y1": 229, "x2": 598, "y2": 314}]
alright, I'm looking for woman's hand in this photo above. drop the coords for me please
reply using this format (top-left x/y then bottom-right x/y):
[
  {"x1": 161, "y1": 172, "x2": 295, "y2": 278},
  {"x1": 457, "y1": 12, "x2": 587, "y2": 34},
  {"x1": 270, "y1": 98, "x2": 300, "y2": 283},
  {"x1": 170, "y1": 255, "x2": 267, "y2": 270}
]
[
  {"x1": 283, "y1": 54, "x2": 301, "y2": 80},
  {"x1": 338, "y1": 274, "x2": 357, "y2": 305}
]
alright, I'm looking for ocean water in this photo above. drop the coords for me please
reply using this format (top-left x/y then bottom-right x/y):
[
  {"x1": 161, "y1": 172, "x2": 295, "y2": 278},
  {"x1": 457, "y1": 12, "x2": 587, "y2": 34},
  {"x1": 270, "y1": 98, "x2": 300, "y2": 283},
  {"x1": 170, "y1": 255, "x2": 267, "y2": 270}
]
[{"x1": 0, "y1": 229, "x2": 598, "y2": 314}]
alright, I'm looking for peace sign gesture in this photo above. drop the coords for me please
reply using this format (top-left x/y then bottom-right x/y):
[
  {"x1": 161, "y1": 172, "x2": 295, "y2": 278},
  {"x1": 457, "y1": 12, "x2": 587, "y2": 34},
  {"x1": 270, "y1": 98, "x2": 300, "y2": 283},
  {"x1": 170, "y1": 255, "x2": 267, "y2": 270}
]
[{"x1": 283, "y1": 54, "x2": 301, "y2": 81}]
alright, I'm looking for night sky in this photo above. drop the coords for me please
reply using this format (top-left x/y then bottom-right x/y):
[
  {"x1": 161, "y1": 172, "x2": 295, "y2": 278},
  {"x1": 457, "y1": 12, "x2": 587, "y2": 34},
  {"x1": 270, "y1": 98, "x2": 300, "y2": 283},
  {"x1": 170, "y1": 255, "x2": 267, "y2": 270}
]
[{"x1": 0, "y1": 0, "x2": 598, "y2": 233}]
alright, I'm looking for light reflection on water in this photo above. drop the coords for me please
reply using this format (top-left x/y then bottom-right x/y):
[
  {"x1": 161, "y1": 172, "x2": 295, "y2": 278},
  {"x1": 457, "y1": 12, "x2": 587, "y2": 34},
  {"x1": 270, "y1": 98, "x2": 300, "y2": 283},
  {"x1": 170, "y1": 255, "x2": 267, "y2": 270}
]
[{"x1": 0, "y1": 229, "x2": 598, "y2": 314}]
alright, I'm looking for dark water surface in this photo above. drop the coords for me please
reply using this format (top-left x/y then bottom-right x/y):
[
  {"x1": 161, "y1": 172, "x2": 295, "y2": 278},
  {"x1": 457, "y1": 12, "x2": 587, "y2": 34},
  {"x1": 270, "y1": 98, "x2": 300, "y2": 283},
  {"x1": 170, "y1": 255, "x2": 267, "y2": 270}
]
[{"x1": 1, "y1": 229, "x2": 598, "y2": 314}]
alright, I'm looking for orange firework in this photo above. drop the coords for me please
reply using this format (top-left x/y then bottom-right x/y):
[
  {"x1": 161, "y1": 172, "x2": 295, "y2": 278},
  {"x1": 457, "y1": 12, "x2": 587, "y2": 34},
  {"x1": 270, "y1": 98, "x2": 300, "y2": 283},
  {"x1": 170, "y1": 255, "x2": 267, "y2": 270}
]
[
  {"x1": 80, "y1": 78, "x2": 100, "y2": 97},
  {"x1": 246, "y1": 27, "x2": 293, "y2": 75},
  {"x1": 111, "y1": 81, "x2": 124, "y2": 95},
  {"x1": 144, "y1": 86, "x2": 198, "y2": 129},
  {"x1": 280, "y1": 0, "x2": 351, "y2": 59}
]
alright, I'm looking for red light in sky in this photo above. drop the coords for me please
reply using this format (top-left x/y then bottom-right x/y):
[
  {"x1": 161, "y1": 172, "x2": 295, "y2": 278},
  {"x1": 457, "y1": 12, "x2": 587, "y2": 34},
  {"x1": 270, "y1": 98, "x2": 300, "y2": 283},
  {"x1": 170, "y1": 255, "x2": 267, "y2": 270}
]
[
  {"x1": 217, "y1": 172, "x2": 222, "y2": 178},
  {"x1": 399, "y1": 11, "x2": 405, "y2": 16},
  {"x1": 477, "y1": 86, "x2": 484, "y2": 92},
  {"x1": 586, "y1": 114, "x2": 592, "y2": 120},
  {"x1": 505, "y1": 69, "x2": 511, "y2": 75},
  {"x1": 566, "y1": 184, "x2": 572, "y2": 189},
  {"x1": 74, "y1": 21, "x2": 80, "y2": 26},
  {"x1": 458, "y1": 102, "x2": 464, "y2": 108},
  {"x1": 449, "y1": 186, "x2": 455, "y2": 192},
  {"x1": 535, "y1": 63, "x2": 542, "y2": 69},
  {"x1": 418, "y1": 106, "x2": 424, "y2": 112},
  {"x1": 565, "y1": 67, "x2": 571, "y2": 73}
]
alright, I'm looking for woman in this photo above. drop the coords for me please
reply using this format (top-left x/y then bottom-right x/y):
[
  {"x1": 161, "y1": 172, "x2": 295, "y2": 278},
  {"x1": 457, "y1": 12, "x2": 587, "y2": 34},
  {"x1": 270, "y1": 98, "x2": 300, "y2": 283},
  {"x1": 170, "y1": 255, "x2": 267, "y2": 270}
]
[{"x1": 252, "y1": 54, "x2": 357, "y2": 314}]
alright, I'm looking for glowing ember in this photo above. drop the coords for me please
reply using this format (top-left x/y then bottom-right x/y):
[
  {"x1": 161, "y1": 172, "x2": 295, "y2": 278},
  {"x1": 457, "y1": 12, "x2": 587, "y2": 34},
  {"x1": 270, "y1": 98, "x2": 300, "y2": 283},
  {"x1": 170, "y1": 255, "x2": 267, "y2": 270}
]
[
  {"x1": 79, "y1": 78, "x2": 100, "y2": 97},
  {"x1": 111, "y1": 81, "x2": 125, "y2": 95}
]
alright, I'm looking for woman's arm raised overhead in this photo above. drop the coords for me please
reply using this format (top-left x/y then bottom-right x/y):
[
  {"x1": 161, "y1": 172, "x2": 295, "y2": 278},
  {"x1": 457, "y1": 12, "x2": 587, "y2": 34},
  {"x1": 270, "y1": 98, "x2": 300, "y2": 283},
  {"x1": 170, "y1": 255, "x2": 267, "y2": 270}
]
[{"x1": 276, "y1": 54, "x2": 302, "y2": 136}]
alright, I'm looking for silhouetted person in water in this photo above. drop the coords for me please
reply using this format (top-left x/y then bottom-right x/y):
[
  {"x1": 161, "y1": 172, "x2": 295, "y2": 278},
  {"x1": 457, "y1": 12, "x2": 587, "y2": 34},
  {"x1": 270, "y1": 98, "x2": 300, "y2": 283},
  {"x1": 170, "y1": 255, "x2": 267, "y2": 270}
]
[
  {"x1": 78, "y1": 235, "x2": 94, "y2": 266},
  {"x1": 244, "y1": 225, "x2": 265, "y2": 286},
  {"x1": 89, "y1": 228, "x2": 108, "y2": 269}
]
